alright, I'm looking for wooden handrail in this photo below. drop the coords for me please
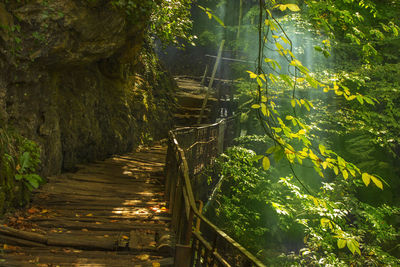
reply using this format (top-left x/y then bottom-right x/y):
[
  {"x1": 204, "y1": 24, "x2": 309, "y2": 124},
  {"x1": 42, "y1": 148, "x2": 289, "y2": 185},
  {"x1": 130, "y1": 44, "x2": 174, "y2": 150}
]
[{"x1": 166, "y1": 117, "x2": 266, "y2": 267}]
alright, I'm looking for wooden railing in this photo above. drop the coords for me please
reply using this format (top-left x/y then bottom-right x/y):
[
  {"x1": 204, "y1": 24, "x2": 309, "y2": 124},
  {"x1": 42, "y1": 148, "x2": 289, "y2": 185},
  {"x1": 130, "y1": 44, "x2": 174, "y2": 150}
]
[{"x1": 165, "y1": 117, "x2": 266, "y2": 267}]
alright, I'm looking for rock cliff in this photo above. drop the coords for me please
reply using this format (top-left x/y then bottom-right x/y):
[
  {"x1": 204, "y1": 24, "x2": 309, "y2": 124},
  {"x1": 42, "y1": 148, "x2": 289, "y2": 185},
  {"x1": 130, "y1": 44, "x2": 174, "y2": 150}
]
[{"x1": 0, "y1": 0, "x2": 176, "y2": 176}]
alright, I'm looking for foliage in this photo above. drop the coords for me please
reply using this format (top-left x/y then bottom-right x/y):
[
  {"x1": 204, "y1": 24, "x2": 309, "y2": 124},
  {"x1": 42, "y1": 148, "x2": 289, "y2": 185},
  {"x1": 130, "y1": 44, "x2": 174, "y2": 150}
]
[
  {"x1": 0, "y1": 127, "x2": 44, "y2": 214},
  {"x1": 204, "y1": 147, "x2": 271, "y2": 253},
  {"x1": 304, "y1": 0, "x2": 400, "y2": 63},
  {"x1": 109, "y1": 0, "x2": 194, "y2": 46},
  {"x1": 206, "y1": 147, "x2": 400, "y2": 265},
  {"x1": 196, "y1": 0, "x2": 400, "y2": 265},
  {"x1": 335, "y1": 63, "x2": 400, "y2": 159},
  {"x1": 149, "y1": 0, "x2": 195, "y2": 46}
]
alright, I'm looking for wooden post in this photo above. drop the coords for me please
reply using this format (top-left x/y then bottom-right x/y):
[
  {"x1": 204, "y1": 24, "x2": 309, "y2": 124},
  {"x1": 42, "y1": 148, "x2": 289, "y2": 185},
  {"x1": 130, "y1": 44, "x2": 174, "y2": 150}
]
[
  {"x1": 175, "y1": 244, "x2": 192, "y2": 267},
  {"x1": 197, "y1": 40, "x2": 225, "y2": 124},
  {"x1": 200, "y1": 64, "x2": 209, "y2": 85},
  {"x1": 195, "y1": 200, "x2": 203, "y2": 231},
  {"x1": 184, "y1": 209, "x2": 194, "y2": 245},
  {"x1": 217, "y1": 119, "x2": 226, "y2": 154}
]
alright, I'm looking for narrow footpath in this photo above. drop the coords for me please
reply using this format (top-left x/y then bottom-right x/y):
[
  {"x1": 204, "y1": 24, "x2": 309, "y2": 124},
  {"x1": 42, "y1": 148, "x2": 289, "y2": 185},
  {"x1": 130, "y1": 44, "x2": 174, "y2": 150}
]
[{"x1": 0, "y1": 144, "x2": 173, "y2": 267}]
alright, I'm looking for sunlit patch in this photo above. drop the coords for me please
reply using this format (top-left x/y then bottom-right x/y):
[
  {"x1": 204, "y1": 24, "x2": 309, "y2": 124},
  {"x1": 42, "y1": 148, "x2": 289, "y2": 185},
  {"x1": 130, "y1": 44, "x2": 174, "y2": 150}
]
[
  {"x1": 122, "y1": 199, "x2": 142, "y2": 205},
  {"x1": 112, "y1": 207, "x2": 150, "y2": 217},
  {"x1": 122, "y1": 170, "x2": 133, "y2": 175},
  {"x1": 150, "y1": 206, "x2": 168, "y2": 213}
]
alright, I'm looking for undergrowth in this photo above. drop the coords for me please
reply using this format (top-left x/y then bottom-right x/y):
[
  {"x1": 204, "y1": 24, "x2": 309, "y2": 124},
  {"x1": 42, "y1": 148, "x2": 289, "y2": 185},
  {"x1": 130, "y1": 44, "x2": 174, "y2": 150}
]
[{"x1": 0, "y1": 127, "x2": 43, "y2": 215}]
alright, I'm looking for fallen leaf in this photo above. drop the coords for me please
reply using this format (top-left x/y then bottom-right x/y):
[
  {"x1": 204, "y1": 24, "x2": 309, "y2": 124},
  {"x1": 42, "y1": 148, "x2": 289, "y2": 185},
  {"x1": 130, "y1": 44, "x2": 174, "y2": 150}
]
[
  {"x1": 135, "y1": 254, "x2": 150, "y2": 260},
  {"x1": 41, "y1": 209, "x2": 48, "y2": 214},
  {"x1": 81, "y1": 228, "x2": 89, "y2": 232},
  {"x1": 110, "y1": 220, "x2": 118, "y2": 223},
  {"x1": 95, "y1": 222, "x2": 102, "y2": 225},
  {"x1": 122, "y1": 235, "x2": 129, "y2": 240},
  {"x1": 28, "y1": 208, "x2": 39, "y2": 214},
  {"x1": 86, "y1": 213, "x2": 93, "y2": 217},
  {"x1": 103, "y1": 235, "x2": 109, "y2": 238},
  {"x1": 152, "y1": 262, "x2": 161, "y2": 267}
]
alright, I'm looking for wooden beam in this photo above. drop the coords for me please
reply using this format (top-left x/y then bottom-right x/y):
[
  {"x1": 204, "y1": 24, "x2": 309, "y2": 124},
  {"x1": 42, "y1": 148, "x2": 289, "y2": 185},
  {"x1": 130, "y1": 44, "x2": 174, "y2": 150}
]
[{"x1": 198, "y1": 40, "x2": 225, "y2": 124}]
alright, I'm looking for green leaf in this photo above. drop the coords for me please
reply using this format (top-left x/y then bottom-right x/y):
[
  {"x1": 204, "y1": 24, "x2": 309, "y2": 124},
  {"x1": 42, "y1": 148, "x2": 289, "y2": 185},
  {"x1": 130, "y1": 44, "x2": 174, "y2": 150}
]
[
  {"x1": 338, "y1": 239, "x2": 346, "y2": 249},
  {"x1": 211, "y1": 13, "x2": 225, "y2": 27},
  {"x1": 322, "y1": 161, "x2": 328, "y2": 169},
  {"x1": 261, "y1": 103, "x2": 268, "y2": 116},
  {"x1": 275, "y1": 4, "x2": 287, "y2": 11},
  {"x1": 274, "y1": 148, "x2": 285, "y2": 162},
  {"x1": 281, "y1": 36, "x2": 290, "y2": 45},
  {"x1": 304, "y1": 102, "x2": 310, "y2": 111},
  {"x1": 28, "y1": 178, "x2": 39, "y2": 189},
  {"x1": 362, "y1": 173, "x2": 370, "y2": 186},
  {"x1": 305, "y1": 75, "x2": 319, "y2": 88},
  {"x1": 319, "y1": 144, "x2": 326, "y2": 156},
  {"x1": 198, "y1": 5, "x2": 225, "y2": 27},
  {"x1": 262, "y1": 157, "x2": 271, "y2": 171},
  {"x1": 257, "y1": 77, "x2": 263, "y2": 87},
  {"x1": 323, "y1": 50, "x2": 331, "y2": 58},
  {"x1": 246, "y1": 71, "x2": 257, "y2": 79},
  {"x1": 347, "y1": 239, "x2": 361, "y2": 255},
  {"x1": 251, "y1": 104, "x2": 261, "y2": 109},
  {"x1": 347, "y1": 239, "x2": 356, "y2": 254},
  {"x1": 266, "y1": 146, "x2": 278, "y2": 154},
  {"x1": 342, "y1": 170, "x2": 349, "y2": 180},
  {"x1": 291, "y1": 99, "x2": 296, "y2": 108},
  {"x1": 320, "y1": 218, "x2": 331, "y2": 228},
  {"x1": 364, "y1": 97, "x2": 374, "y2": 105},
  {"x1": 356, "y1": 95, "x2": 364, "y2": 104},
  {"x1": 286, "y1": 4, "x2": 300, "y2": 12},
  {"x1": 371, "y1": 175, "x2": 383, "y2": 190},
  {"x1": 253, "y1": 155, "x2": 264, "y2": 161},
  {"x1": 333, "y1": 166, "x2": 339, "y2": 175},
  {"x1": 314, "y1": 46, "x2": 323, "y2": 52},
  {"x1": 275, "y1": 4, "x2": 300, "y2": 12},
  {"x1": 20, "y1": 152, "x2": 31, "y2": 173},
  {"x1": 286, "y1": 115, "x2": 293, "y2": 120},
  {"x1": 275, "y1": 42, "x2": 284, "y2": 51}
]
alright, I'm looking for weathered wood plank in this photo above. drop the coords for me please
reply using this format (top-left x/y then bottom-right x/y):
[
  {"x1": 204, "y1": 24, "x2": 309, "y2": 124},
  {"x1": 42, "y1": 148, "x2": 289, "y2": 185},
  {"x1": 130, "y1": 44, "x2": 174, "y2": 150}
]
[{"x1": 0, "y1": 145, "x2": 173, "y2": 266}]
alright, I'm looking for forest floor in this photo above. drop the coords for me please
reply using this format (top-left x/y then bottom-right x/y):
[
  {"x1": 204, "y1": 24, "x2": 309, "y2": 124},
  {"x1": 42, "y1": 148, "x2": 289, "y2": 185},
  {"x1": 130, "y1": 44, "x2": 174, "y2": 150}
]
[{"x1": 0, "y1": 144, "x2": 173, "y2": 267}]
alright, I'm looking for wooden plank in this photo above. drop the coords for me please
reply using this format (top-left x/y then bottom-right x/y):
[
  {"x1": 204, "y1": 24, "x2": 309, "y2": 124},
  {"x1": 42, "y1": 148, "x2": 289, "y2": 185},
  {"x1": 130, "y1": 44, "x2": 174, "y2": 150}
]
[
  {"x1": 129, "y1": 230, "x2": 157, "y2": 251},
  {"x1": 36, "y1": 220, "x2": 169, "y2": 231}
]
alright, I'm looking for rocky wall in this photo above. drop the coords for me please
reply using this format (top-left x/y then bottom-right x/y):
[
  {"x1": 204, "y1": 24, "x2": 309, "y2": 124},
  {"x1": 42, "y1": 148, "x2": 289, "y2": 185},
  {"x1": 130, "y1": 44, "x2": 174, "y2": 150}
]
[{"x1": 0, "y1": 0, "x2": 176, "y2": 176}]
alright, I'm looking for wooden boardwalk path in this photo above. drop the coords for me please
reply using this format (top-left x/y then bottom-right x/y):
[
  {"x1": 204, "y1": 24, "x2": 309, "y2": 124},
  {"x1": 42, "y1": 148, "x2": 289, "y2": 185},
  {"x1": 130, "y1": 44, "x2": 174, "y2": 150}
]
[{"x1": 0, "y1": 145, "x2": 173, "y2": 266}]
